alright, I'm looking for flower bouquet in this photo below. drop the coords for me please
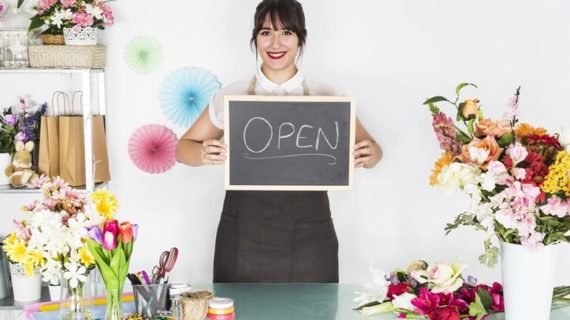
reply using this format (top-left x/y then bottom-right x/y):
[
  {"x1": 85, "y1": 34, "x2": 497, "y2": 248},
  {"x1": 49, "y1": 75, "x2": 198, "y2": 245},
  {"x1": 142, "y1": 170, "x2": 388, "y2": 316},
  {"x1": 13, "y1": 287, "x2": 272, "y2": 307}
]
[
  {"x1": 423, "y1": 84, "x2": 570, "y2": 319},
  {"x1": 86, "y1": 190, "x2": 137, "y2": 320},
  {"x1": 2, "y1": 176, "x2": 103, "y2": 307},
  {"x1": 354, "y1": 260, "x2": 504, "y2": 319},
  {"x1": 1, "y1": 97, "x2": 47, "y2": 154},
  {"x1": 424, "y1": 84, "x2": 570, "y2": 266}
]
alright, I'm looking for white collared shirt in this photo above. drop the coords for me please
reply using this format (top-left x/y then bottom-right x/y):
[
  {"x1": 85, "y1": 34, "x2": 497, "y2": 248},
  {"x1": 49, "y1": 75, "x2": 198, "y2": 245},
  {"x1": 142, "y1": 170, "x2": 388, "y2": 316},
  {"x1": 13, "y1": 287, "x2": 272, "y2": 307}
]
[{"x1": 208, "y1": 66, "x2": 341, "y2": 129}]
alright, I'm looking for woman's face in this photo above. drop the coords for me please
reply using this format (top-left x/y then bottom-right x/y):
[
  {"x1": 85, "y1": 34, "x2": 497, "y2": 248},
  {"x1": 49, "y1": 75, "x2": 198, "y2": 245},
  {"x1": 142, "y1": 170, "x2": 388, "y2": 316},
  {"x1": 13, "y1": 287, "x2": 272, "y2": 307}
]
[{"x1": 256, "y1": 15, "x2": 299, "y2": 75}]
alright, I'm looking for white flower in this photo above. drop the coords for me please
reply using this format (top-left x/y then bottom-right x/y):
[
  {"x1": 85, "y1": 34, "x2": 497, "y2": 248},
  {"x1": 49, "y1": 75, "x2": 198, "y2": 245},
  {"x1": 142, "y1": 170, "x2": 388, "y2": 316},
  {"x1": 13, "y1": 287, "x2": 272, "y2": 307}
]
[
  {"x1": 50, "y1": 8, "x2": 73, "y2": 28},
  {"x1": 84, "y1": 4, "x2": 103, "y2": 20},
  {"x1": 354, "y1": 267, "x2": 390, "y2": 306},
  {"x1": 506, "y1": 142, "x2": 528, "y2": 165},
  {"x1": 426, "y1": 261, "x2": 467, "y2": 294},
  {"x1": 479, "y1": 173, "x2": 497, "y2": 192},
  {"x1": 63, "y1": 262, "x2": 87, "y2": 289},
  {"x1": 42, "y1": 259, "x2": 62, "y2": 285},
  {"x1": 559, "y1": 127, "x2": 570, "y2": 147},
  {"x1": 468, "y1": 146, "x2": 490, "y2": 165},
  {"x1": 437, "y1": 163, "x2": 481, "y2": 195},
  {"x1": 391, "y1": 292, "x2": 417, "y2": 311}
]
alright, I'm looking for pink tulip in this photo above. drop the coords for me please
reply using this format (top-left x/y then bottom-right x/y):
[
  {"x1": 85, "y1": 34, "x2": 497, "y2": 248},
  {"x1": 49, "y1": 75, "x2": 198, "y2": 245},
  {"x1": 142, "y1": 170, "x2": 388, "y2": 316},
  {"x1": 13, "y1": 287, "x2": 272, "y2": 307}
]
[{"x1": 102, "y1": 220, "x2": 118, "y2": 250}]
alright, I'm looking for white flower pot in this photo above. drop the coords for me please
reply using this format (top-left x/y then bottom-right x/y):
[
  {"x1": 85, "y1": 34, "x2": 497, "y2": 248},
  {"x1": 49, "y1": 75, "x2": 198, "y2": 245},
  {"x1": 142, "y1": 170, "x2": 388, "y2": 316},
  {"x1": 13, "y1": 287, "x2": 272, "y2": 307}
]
[
  {"x1": 49, "y1": 284, "x2": 66, "y2": 301},
  {"x1": 501, "y1": 241, "x2": 558, "y2": 320},
  {"x1": 9, "y1": 263, "x2": 41, "y2": 302},
  {"x1": 63, "y1": 27, "x2": 98, "y2": 46},
  {"x1": 0, "y1": 153, "x2": 11, "y2": 185}
]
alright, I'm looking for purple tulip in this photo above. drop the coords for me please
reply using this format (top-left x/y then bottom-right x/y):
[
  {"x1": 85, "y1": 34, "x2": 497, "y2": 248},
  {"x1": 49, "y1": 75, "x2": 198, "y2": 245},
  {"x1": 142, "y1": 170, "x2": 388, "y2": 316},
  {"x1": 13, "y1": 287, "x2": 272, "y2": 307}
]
[
  {"x1": 132, "y1": 224, "x2": 138, "y2": 241},
  {"x1": 87, "y1": 225, "x2": 103, "y2": 244}
]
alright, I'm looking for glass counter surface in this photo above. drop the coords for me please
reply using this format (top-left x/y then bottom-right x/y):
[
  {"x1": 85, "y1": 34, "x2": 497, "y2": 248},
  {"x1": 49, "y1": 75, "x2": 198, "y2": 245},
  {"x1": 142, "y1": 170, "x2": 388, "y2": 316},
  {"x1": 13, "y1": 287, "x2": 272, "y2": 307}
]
[{"x1": 28, "y1": 283, "x2": 570, "y2": 320}]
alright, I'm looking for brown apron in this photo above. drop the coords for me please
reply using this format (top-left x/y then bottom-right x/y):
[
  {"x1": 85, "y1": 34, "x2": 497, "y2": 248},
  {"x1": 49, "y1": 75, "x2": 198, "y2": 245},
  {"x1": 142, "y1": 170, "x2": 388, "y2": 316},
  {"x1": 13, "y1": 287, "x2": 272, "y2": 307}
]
[{"x1": 213, "y1": 77, "x2": 339, "y2": 283}]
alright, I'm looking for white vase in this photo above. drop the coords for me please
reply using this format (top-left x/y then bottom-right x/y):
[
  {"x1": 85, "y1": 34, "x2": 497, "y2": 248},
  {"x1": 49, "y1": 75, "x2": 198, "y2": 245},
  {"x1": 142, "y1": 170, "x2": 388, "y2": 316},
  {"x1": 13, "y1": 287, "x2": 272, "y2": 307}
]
[
  {"x1": 0, "y1": 153, "x2": 11, "y2": 185},
  {"x1": 49, "y1": 284, "x2": 66, "y2": 301},
  {"x1": 63, "y1": 27, "x2": 98, "y2": 45},
  {"x1": 9, "y1": 263, "x2": 41, "y2": 302},
  {"x1": 501, "y1": 241, "x2": 558, "y2": 320}
]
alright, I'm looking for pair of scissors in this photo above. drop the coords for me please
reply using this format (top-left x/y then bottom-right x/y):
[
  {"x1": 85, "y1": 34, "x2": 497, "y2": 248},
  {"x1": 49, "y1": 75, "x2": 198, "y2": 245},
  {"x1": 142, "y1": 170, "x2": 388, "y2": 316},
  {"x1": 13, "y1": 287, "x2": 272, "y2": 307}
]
[{"x1": 152, "y1": 247, "x2": 178, "y2": 284}]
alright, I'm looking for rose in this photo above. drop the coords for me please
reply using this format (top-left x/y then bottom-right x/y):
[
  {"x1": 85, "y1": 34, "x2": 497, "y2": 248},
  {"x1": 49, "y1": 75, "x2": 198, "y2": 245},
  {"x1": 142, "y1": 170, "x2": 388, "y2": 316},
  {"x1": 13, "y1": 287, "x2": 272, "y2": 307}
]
[
  {"x1": 460, "y1": 136, "x2": 502, "y2": 169},
  {"x1": 475, "y1": 119, "x2": 511, "y2": 138},
  {"x1": 406, "y1": 260, "x2": 428, "y2": 273},
  {"x1": 425, "y1": 262, "x2": 467, "y2": 294},
  {"x1": 436, "y1": 163, "x2": 480, "y2": 195},
  {"x1": 461, "y1": 99, "x2": 479, "y2": 119}
]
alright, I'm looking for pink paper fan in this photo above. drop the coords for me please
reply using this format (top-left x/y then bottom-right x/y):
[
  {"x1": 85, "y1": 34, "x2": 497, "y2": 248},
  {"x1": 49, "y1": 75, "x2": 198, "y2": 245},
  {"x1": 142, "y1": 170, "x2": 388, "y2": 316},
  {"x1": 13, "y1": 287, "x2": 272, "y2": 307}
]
[{"x1": 128, "y1": 124, "x2": 178, "y2": 174}]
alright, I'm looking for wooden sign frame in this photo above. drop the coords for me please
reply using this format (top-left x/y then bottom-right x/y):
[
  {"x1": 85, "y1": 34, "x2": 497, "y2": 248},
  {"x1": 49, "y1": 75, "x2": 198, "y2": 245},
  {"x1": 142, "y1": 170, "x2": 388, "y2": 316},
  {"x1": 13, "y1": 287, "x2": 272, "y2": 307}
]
[{"x1": 224, "y1": 95, "x2": 355, "y2": 191}]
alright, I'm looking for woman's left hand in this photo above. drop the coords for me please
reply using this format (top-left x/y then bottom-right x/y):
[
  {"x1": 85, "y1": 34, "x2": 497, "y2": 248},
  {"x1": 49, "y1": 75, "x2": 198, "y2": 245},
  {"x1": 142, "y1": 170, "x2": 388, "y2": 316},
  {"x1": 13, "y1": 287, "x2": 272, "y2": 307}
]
[{"x1": 353, "y1": 140, "x2": 381, "y2": 168}]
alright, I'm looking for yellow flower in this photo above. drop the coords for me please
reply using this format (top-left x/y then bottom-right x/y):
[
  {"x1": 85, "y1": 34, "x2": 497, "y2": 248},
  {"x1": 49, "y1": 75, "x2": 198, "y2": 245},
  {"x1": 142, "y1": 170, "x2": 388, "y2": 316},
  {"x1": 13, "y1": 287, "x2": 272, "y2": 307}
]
[
  {"x1": 430, "y1": 152, "x2": 454, "y2": 186},
  {"x1": 6, "y1": 241, "x2": 27, "y2": 263},
  {"x1": 542, "y1": 151, "x2": 570, "y2": 196},
  {"x1": 3, "y1": 233, "x2": 17, "y2": 246},
  {"x1": 23, "y1": 257, "x2": 36, "y2": 276},
  {"x1": 29, "y1": 251, "x2": 45, "y2": 267},
  {"x1": 515, "y1": 123, "x2": 547, "y2": 139},
  {"x1": 79, "y1": 246, "x2": 95, "y2": 267},
  {"x1": 91, "y1": 189, "x2": 118, "y2": 219}
]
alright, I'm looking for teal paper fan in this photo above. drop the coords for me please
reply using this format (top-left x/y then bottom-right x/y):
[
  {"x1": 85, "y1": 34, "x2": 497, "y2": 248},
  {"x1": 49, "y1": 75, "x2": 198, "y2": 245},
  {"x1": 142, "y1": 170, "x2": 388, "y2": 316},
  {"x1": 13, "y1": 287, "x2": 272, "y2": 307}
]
[
  {"x1": 159, "y1": 67, "x2": 221, "y2": 128},
  {"x1": 124, "y1": 36, "x2": 163, "y2": 74}
]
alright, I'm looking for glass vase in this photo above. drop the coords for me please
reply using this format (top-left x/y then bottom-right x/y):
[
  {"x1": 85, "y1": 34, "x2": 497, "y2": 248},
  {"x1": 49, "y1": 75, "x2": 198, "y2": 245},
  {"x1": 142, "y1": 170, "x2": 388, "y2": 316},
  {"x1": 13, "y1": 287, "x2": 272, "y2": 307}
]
[
  {"x1": 105, "y1": 287, "x2": 122, "y2": 320},
  {"x1": 59, "y1": 272, "x2": 93, "y2": 320}
]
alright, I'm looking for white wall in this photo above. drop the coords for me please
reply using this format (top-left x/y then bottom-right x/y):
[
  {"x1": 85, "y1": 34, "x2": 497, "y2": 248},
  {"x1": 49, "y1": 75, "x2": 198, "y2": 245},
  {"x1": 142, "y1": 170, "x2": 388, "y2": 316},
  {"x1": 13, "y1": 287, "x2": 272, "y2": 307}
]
[{"x1": 1, "y1": 0, "x2": 569, "y2": 285}]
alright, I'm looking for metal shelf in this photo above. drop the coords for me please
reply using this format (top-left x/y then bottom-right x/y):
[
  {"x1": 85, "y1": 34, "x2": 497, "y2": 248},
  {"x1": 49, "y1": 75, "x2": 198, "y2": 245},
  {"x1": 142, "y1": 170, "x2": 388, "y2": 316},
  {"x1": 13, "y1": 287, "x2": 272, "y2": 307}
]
[{"x1": 0, "y1": 68, "x2": 104, "y2": 74}]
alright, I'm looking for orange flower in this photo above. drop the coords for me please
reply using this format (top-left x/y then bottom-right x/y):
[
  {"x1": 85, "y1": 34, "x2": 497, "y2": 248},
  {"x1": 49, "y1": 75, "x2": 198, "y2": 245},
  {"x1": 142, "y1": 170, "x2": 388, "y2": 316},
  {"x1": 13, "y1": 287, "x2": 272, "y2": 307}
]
[
  {"x1": 460, "y1": 136, "x2": 502, "y2": 169},
  {"x1": 430, "y1": 152, "x2": 454, "y2": 185},
  {"x1": 475, "y1": 119, "x2": 511, "y2": 138},
  {"x1": 515, "y1": 123, "x2": 547, "y2": 139},
  {"x1": 462, "y1": 99, "x2": 479, "y2": 119}
]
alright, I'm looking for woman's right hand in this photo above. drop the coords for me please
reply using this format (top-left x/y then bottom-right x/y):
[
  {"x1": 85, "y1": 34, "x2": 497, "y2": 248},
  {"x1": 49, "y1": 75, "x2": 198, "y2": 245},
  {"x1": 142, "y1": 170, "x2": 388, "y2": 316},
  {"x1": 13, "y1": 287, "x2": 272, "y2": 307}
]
[{"x1": 201, "y1": 139, "x2": 227, "y2": 165}]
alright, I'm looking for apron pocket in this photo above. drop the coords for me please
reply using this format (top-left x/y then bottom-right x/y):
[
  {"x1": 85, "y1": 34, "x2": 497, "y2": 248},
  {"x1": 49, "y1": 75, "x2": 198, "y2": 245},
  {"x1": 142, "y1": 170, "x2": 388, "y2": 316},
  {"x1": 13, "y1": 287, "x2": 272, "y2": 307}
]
[
  {"x1": 291, "y1": 219, "x2": 339, "y2": 282},
  {"x1": 213, "y1": 212, "x2": 238, "y2": 282}
]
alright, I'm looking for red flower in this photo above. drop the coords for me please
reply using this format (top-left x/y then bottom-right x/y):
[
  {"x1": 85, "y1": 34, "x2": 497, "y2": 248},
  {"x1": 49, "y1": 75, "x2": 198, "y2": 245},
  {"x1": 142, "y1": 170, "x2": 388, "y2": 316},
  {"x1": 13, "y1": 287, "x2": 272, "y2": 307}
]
[
  {"x1": 387, "y1": 283, "x2": 410, "y2": 299},
  {"x1": 525, "y1": 134, "x2": 562, "y2": 150},
  {"x1": 431, "y1": 306, "x2": 461, "y2": 320},
  {"x1": 412, "y1": 288, "x2": 441, "y2": 315},
  {"x1": 521, "y1": 152, "x2": 549, "y2": 186}
]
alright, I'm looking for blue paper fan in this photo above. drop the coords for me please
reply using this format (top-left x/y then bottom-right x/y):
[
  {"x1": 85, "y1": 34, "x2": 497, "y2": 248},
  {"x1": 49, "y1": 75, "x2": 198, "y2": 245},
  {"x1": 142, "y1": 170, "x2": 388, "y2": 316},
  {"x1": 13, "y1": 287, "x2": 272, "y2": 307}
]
[{"x1": 159, "y1": 67, "x2": 221, "y2": 128}]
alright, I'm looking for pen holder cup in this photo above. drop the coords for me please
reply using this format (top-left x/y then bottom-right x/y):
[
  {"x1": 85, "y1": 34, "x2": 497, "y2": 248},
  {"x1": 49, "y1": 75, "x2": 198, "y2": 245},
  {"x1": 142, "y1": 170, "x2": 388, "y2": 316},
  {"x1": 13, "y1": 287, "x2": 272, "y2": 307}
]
[{"x1": 132, "y1": 283, "x2": 168, "y2": 318}]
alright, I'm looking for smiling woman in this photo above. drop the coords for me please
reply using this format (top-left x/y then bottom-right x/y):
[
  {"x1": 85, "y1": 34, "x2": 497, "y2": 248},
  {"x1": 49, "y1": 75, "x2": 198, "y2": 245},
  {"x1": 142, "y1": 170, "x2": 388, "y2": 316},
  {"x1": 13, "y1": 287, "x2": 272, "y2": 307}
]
[{"x1": 175, "y1": 0, "x2": 383, "y2": 283}]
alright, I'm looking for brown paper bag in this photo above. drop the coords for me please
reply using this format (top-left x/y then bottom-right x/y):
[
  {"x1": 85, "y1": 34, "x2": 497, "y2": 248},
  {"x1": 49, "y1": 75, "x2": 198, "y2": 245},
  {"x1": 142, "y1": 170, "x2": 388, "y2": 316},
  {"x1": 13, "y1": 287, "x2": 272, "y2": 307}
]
[
  {"x1": 38, "y1": 92, "x2": 67, "y2": 177},
  {"x1": 58, "y1": 91, "x2": 111, "y2": 187}
]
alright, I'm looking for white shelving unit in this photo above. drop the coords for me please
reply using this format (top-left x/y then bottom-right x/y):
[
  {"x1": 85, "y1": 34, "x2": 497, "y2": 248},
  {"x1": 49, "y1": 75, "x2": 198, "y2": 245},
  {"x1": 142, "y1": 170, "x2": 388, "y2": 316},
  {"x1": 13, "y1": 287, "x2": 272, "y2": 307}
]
[{"x1": 0, "y1": 68, "x2": 106, "y2": 193}]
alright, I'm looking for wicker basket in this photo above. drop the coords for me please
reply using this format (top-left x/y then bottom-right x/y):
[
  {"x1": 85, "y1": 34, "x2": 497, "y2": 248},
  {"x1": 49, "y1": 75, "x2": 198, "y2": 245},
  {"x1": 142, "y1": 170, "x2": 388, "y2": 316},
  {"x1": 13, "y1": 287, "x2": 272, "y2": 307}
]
[
  {"x1": 40, "y1": 34, "x2": 65, "y2": 45},
  {"x1": 28, "y1": 45, "x2": 106, "y2": 68}
]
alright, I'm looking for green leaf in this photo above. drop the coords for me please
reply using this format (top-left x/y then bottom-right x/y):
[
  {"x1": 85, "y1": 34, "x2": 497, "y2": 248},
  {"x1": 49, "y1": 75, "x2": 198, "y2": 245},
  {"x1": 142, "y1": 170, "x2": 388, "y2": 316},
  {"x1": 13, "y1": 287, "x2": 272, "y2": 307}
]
[
  {"x1": 423, "y1": 96, "x2": 449, "y2": 105},
  {"x1": 86, "y1": 240, "x2": 119, "y2": 289},
  {"x1": 456, "y1": 127, "x2": 472, "y2": 144},
  {"x1": 354, "y1": 301, "x2": 381, "y2": 311},
  {"x1": 466, "y1": 118, "x2": 476, "y2": 137},
  {"x1": 468, "y1": 295, "x2": 487, "y2": 319},
  {"x1": 28, "y1": 16, "x2": 45, "y2": 33},
  {"x1": 476, "y1": 288, "x2": 493, "y2": 309},
  {"x1": 17, "y1": 0, "x2": 24, "y2": 9},
  {"x1": 497, "y1": 131, "x2": 515, "y2": 148},
  {"x1": 455, "y1": 83, "x2": 478, "y2": 95}
]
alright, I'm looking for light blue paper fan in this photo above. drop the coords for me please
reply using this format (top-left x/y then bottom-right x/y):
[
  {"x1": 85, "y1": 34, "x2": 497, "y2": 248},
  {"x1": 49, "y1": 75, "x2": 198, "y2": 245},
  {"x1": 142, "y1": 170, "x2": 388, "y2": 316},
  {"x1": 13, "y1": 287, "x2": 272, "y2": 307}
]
[{"x1": 159, "y1": 67, "x2": 221, "y2": 128}]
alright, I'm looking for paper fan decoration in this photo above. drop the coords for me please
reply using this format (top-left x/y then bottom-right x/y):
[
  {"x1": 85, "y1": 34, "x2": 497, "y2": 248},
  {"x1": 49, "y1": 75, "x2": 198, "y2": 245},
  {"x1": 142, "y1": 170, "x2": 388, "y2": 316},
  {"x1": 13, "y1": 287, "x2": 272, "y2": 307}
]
[
  {"x1": 124, "y1": 36, "x2": 164, "y2": 74},
  {"x1": 128, "y1": 124, "x2": 178, "y2": 174},
  {"x1": 159, "y1": 67, "x2": 221, "y2": 128}
]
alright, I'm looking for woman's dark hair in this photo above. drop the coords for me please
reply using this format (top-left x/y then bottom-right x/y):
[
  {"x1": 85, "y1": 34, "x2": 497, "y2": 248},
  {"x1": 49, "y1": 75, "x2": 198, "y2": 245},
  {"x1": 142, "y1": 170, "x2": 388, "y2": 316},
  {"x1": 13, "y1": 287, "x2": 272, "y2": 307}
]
[{"x1": 250, "y1": 0, "x2": 307, "y2": 52}]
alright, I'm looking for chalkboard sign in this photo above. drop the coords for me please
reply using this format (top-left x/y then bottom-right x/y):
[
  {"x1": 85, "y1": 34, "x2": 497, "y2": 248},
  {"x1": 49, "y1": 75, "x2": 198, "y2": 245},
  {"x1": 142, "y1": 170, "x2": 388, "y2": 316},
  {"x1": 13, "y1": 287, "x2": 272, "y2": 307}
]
[{"x1": 224, "y1": 95, "x2": 355, "y2": 190}]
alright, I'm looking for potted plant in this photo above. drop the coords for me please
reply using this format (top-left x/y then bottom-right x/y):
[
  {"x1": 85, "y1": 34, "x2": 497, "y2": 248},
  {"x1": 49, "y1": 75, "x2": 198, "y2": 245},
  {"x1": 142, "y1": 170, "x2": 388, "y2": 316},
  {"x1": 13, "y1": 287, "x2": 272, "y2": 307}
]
[
  {"x1": 28, "y1": 0, "x2": 114, "y2": 45},
  {"x1": 0, "y1": 108, "x2": 18, "y2": 185}
]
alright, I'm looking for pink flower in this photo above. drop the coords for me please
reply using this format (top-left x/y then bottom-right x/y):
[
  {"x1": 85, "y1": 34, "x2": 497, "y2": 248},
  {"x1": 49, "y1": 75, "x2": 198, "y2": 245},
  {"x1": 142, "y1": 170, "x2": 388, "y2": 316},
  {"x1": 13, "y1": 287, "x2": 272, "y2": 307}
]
[
  {"x1": 102, "y1": 219, "x2": 119, "y2": 250},
  {"x1": 432, "y1": 112, "x2": 461, "y2": 155},
  {"x1": 37, "y1": 0, "x2": 57, "y2": 11},
  {"x1": 521, "y1": 231, "x2": 544, "y2": 248},
  {"x1": 72, "y1": 12, "x2": 94, "y2": 28},
  {"x1": 99, "y1": 2, "x2": 114, "y2": 26},
  {"x1": 540, "y1": 196, "x2": 570, "y2": 218},
  {"x1": 506, "y1": 142, "x2": 528, "y2": 165},
  {"x1": 59, "y1": 0, "x2": 76, "y2": 8},
  {"x1": 412, "y1": 288, "x2": 441, "y2": 315}
]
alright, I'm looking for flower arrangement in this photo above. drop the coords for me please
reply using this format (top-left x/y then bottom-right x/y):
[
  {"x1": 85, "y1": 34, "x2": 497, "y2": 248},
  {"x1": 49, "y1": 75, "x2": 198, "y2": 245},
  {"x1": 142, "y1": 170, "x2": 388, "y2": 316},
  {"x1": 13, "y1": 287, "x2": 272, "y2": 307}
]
[
  {"x1": 86, "y1": 198, "x2": 137, "y2": 320},
  {"x1": 28, "y1": 0, "x2": 114, "y2": 35},
  {"x1": 424, "y1": 84, "x2": 570, "y2": 267},
  {"x1": 0, "y1": 97, "x2": 47, "y2": 155},
  {"x1": 2, "y1": 177, "x2": 106, "y2": 288},
  {"x1": 354, "y1": 260, "x2": 505, "y2": 319}
]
